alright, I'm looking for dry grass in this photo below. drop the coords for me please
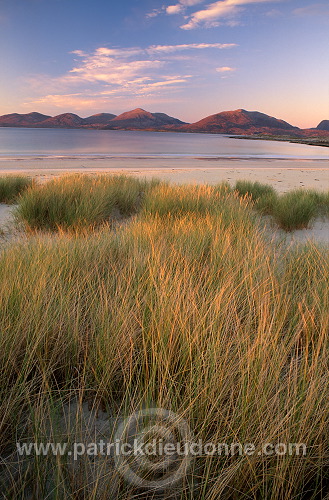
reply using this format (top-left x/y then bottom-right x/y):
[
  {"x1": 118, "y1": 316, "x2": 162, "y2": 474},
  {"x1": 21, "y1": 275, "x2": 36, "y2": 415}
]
[{"x1": 0, "y1": 178, "x2": 328, "y2": 498}]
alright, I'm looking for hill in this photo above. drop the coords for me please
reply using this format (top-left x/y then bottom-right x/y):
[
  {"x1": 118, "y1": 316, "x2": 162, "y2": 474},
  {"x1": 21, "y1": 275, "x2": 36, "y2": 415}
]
[
  {"x1": 83, "y1": 113, "x2": 117, "y2": 126},
  {"x1": 0, "y1": 112, "x2": 51, "y2": 127},
  {"x1": 106, "y1": 108, "x2": 186, "y2": 129},
  {"x1": 38, "y1": 113, "x2": 85, "y2": 128},
  {"x1": 0, "y1": 109, "x2": 185, "y2": 130},
  {"x1": 180, "y1": 109, "x2": 298, "y2": 134},
  {"x1": 317, "y1": 120, "x2": 329, "y2": 131},
  {"x1": 0, "y1": 109, "x2": 328, "y2": 139}
]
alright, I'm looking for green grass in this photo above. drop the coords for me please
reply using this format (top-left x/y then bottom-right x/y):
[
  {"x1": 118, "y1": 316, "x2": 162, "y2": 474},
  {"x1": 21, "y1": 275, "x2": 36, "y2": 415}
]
[
  {"x1": 234, "y1": 179, "x2": 276, "y2": 201},
  {"x1": 271, "y1": 189, "x2": 320, "y2": 231},
  {"x1": 234, "y1": 181, "x2": 329, "y2": 230},
  {"x1": 15, "y1": 176, "x2": 329, "y2": 233},
  {"x1": 234, "y1": 180, "x2": 279, "y2": 215},
  {"x1": 0, "y1": 178, "x2": 328, "y2": 498},
  {"x1": 16, "y1": 174, "x2": 157, "y2": 231},
  {"x1": 0, "y1": 176, "x2": 33, "y2": 203},
  {"x1": 143, "y1": 182, "x2": 249, "y2": 221}
]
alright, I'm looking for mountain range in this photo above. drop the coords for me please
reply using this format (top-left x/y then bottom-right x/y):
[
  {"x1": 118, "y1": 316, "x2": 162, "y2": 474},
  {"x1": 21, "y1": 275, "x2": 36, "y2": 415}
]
[
  {"x1": 0, "y1": 109, "x2": 185, "y2": 130},
  {"x1": 0, "y1": 108, "x2": 328, "y2": 137}
]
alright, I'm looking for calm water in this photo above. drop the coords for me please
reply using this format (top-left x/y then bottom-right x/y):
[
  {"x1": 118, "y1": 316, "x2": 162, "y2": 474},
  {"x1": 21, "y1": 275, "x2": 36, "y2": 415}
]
[{"x1": 0, "y1": 127, "x2": 328, "y2": 160}]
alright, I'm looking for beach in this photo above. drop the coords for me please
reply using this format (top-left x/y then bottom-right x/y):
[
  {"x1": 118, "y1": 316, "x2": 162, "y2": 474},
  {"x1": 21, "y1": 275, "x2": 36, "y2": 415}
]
[
  {"x1": 1, "y1": 156, "x2": 329, "y2": 498},
  {"x1": 0, "y1": 156, "x2": 328, "y2": 193}
]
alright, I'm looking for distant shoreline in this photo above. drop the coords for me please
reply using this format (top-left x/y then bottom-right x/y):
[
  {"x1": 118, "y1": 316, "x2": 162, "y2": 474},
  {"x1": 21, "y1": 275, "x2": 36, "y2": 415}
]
[
  {"x1": 232, "y1": 134, "x2": 329, "y2": 148},
  {"x1": 1, "y1": 124, "x2": 328, "y2": 148}
]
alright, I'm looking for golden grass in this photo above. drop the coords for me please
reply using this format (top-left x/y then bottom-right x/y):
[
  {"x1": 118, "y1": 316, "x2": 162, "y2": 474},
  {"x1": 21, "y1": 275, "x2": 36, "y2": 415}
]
[
  {"x1": 0, "y1": 178, "x2": 328, "y2": 498},
  {"x1": 15, "y1": 174, "x2": 158, "y2": 231}
]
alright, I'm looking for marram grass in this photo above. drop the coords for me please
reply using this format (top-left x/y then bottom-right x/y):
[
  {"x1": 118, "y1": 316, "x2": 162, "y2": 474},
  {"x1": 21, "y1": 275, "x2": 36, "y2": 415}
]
[
  {"x1": 15, "y1": 174, "x2": 159, "y2": 231},
  {"x1": 233, "y1": 180, "x2": 329, "y2": 230},
  {"x1": 0, "y1": 175, "x2": 33, "y2": 203},
  {"x1": 271, "y1": 188, "x2": 328, "y2": 230},
  {"x1": 0, "y1": 179, "x2": 328, "y2": 498},
  {"x1": 14, "y1": 175, "x2": 329, "y2": 233}
]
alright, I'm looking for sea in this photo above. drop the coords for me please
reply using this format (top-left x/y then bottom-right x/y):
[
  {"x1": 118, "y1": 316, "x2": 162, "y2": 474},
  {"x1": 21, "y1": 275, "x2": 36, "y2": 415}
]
[{"x1": 0, "y1": 128, "x2": 328, "y2": 165}]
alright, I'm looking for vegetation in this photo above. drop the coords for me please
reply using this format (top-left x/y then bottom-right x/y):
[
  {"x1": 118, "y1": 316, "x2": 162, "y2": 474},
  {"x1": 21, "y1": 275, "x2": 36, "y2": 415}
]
[
  {"x1": 237, "y1": 134, "x2": 329, "y2": 148},
  {"x1": 0, "y1": 176, "x2": 328, "y2": 498},
  {"x1": 271, "y1": 189, "x2": 321, "y2": 231},
  {"x1": 13, "y1": 175, "x2": 329, "y2": 233},
  {"x1": 234, "y1": 179, "x2": 276, "y2": 201},
  {"x1": 234, "y1": 180, "x2": 329, "y2": 230},
  {"x1": 0, "y1": 176, "x2": 33, "y2": 203},
  {"x1": 16, "y1": 174, "x2": 156, "y2": 231}
]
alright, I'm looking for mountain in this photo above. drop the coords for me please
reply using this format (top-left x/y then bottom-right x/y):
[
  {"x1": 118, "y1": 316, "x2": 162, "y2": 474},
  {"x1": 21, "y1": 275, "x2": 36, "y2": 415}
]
[
  {"x1": 316, "y1": 120, "x2": 329, "y2": 131},
  {"x1": 39, "y1": 113, "x2": 85, "y2": 128},
  {"x1": 181, "y1": 109, "x2": 298, "y2": 134},
  {"x1": 152, "y1": 112, "x2": 186, "y2": 126},
  {"x1": 0, "y1": 112, "x2": 51, "y2": 127},
  {"x1": 84, "y1": 113, "x2": 117, "y2": 126},
  {"x1": 106, "y1": 108, "x2": 186, "y2": 129},
  {"x1": 0, "y1": 109, "x2": 185, "y2": 130},
  {"x1": 0, "y1": 109, "x2": 328, "y2": 137}
]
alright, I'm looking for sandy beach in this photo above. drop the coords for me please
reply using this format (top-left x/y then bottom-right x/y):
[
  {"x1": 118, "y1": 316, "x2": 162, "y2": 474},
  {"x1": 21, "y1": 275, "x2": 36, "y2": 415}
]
[
  {"x1": 0, "y1": 157, "x2": 328, "y2": 193},
  {"x1": 1, "y1": 156, "x2": 328, "y2": 243}
]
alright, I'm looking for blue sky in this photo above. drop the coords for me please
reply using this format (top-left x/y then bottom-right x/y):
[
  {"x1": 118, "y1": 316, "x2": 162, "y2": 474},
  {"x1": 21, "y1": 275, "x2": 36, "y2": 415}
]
[{"x1": 0, "y1": 0, "x2": 328, "y2": 127}]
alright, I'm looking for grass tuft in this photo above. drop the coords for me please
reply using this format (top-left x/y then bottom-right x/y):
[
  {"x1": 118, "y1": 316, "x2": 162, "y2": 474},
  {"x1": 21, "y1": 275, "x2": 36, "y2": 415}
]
[
  {"x1": 0, "y1": 176, "x2": 33, "y2": 203},
  {"x1": 15, "y1": 176, "x2": 329, "y2": 233},
  {"x1": 16, "y1": 174, "x2": 156, "y2": 231},
  {"x1": 234, "y1": 181, "x2": 329, "y2": 229},
  {"x1": 234, "y1": 180, "x2": 276, "y2": 201},
  {"x1": 272, "y1": 189, "x2": 321, "y2": 231}
]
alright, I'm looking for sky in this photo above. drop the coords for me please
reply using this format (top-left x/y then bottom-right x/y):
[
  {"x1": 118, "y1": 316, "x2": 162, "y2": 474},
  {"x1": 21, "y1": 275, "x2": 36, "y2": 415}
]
[{"x1": 0, "y1": 0, "x2": 328, "y2": 127}]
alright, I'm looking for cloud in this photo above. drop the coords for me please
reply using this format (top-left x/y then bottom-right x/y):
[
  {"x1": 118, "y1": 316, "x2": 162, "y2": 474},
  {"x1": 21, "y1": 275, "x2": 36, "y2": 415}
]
[
  {"x1": 180, "y1": 0, "x2": 280, "y2": 29},
  {"x1": 166, "y1": 0, "x2": 205, "y2": 14},
  {"x1": 216, "y1": 66, "x2": 236, "y2": 72},
  {"x1": 293, "y1": 3, "x2": 329, "y2": 17},
  {"x1": 66, "y1": 60, "x2": 164, "y2": 86},
  {"x1": 25, "y1": 42, "x2": 237, "y2": 110},
  {"x1": 26, "y1": 93, "x2": 103, "y2": 110},
  {"x1": 146, "y1": 7, "x2": 166, "y2": 18},
  {"x1": 148, "y1": 42, "x2": 237, "y2": 53},
  {"x1": 63, "y1": 44, "x2": 236, "y2": 86},
  {"x1": 180, "y1": 0, "x2": 205, "y2": 5},
  {"x1": 166, "y1": 4, "x2": 184, "y2": 14},
  {"x1": 145, "y1": 78, "x2": 190, "y2": 87}
]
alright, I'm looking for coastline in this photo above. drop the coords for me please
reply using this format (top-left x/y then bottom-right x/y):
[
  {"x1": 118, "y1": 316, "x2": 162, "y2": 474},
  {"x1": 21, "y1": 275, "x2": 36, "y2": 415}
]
[
  {"x1": 1, "y1": 125, "x2": 328, "y2": 148},
  {"x1": 0, "y1": 156, "x2": 328, "y2": 193},
  {"x1": 231, "y1": 134, "x2": 329, "y2": 148}
]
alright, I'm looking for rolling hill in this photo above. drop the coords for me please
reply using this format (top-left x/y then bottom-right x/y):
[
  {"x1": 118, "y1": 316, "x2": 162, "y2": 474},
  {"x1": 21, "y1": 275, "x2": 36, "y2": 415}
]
[
  {"x1": 180, "y1": 109, "x2": 298, "y2": 135},
  {"x1": 106, "y1": 108, "x2": 186, "y2": 129},
  {"x1": 0, "y1": 109, "x2": 328, "y2": 138},
  {"x1": 83, "y1": 113, "x2": 117, "y2": 126},
  {"x1": 0, "y1": 112, "x2": 51, "y2": 127},
  {"x1": 317, "y1": 120, "x2": 329, "y2": 131}
]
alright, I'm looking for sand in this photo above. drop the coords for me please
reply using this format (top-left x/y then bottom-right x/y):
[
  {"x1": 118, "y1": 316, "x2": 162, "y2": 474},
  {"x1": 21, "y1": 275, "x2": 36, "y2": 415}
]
[
  {"x1": 289, "y1": 219, "x2": 329, "y2": 245},
  {"x1": 0, "y1": 204, "x2": 14, "y2": 230},
  {"x1": 0, "y1": 157, "x2": 328, "y2": 193},
  {"x1": 1, "y1": 156, "x2": 328, "y2": 244}
]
